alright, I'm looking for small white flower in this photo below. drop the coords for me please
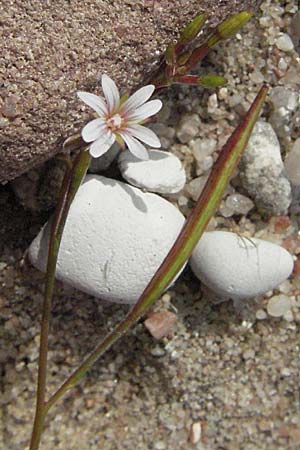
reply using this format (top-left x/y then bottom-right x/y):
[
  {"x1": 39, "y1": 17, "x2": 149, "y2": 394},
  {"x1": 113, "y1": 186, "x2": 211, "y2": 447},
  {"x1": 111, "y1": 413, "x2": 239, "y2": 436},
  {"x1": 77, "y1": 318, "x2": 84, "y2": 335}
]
[{"x1": 77, "y1": 74, "x2": 163, "y2": 160}]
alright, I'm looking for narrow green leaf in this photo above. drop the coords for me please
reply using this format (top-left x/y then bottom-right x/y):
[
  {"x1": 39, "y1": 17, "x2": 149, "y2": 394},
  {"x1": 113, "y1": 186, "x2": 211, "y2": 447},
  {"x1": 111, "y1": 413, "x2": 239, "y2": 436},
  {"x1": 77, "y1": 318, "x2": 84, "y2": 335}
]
[
  {"x1": 208, "y1": 11, "x2": 253, "y2": 48},
  {"x1": 165, "y1": 43, "x2": 176, "y2": 65},
  {"x1": 178, "y1": 14, "x2": 207, "y2": 45},
  {"x1": 198, "y1": 74, "x2": 227, "y2": 87}
]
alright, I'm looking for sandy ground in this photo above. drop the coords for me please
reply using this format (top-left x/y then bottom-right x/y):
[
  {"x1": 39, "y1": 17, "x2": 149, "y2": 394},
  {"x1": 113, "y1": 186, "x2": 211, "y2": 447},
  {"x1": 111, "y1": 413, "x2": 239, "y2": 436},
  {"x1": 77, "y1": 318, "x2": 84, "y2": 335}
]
[{"x1": 1, "y1": 1, "x2": 300, "y2": 449}]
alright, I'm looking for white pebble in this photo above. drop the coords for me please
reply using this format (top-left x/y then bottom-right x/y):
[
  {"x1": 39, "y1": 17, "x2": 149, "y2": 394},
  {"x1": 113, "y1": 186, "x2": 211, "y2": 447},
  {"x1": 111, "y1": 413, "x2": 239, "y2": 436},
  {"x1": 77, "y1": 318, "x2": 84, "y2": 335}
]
[
  {"x1": 243, "y1": 349, "x2": 255, "y2": 360},
  {"x1": 220, "y1": 193, "x2": 254, "y2": 218},
  {"x1": 118, "y1": 149, "x2": 186, "y2": 194},
  {"x1": 275, "y1": 33, "x2": 294, "y2": 52},
  {"x1": 281, "y1": 367, "x2": 291, "y2": 377},
  {"x1": 256, "y1": 309, "x2": 267, "y2": 320},
  {"x1": 29, "y1": 175, "x2": 185, "y2": 304},
  {"x1": 190, "y1": 231, "x2": 294, "y2": 300},
  {"x1": 207, "y1": 93, "x2": 218, "y2": 114},
  {"x1": 267, "y1": 294, "x2": 292, "y2": 317},
  {"x1": 189, "y1": 422, "x2": 202, "y2": 444},
  {"x1": 285, "y1": 138, "x2": 300, "y2": 186},
  {"x1": 176, "y1": 113, "x2": 200, "y2": 143},
  {"x1": 283, "y1": 309, "x2": 294, "y2": 322}
]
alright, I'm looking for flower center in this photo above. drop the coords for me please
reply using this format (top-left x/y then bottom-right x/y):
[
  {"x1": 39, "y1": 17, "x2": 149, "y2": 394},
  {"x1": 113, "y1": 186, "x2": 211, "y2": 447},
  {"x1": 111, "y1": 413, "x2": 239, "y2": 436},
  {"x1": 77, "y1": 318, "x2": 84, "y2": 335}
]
[{"x1": 106, "y1": 114, "x2": 123, "y2": 132}]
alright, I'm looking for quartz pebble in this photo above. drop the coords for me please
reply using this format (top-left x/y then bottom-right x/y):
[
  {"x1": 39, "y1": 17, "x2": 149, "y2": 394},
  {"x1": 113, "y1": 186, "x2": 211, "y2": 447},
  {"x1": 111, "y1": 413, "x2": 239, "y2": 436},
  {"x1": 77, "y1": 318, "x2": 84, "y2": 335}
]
[
  {"x1": 269, "y1": 87, "x2": 299, "y2": 138},
  {"x1": 219, "y1": 193, "x2": 254, "y2": 217},
  {"x1": 118, "y1": 149, "x2": 186, "y2": 194},
  {"x1": 267, "y1": 294, "x2": 292, "y2": 318},
  {"x1": 239, "y1": 121, "x2": 292, "y2": 214},
  {"x1": 185, "y1": 175, "x2": 208, "y2": 201},
  {"x1": 256, "y1": 309, "x2": 267, "y2": 320},
  {"x1": 176, "y1": 113, "x2": 200, "y2": 144},
  {"x1": 285, "y1": 138, "x2": 300, "y2": 186},
  {"x1": 29, "y1": 175, "x2": 185, "y2": 304},
  {"x1": 190, "y1": 231, "x2": 294, "y2": 300},
  {"x1": 275, "y1": 33, "x2": 294, "y2": 52},
  {"x1": 285, "y1": 138, "x2": 300, "y2": 212},
  {"x1": 191, "y1": 138, "x2": 217, "y2": 161},
  {"x1": 189, "y1": 422, "x2": 202, "y2": 444},
  {"x1": 269, "y1": 87, "x2": 299, "y2": 113}
]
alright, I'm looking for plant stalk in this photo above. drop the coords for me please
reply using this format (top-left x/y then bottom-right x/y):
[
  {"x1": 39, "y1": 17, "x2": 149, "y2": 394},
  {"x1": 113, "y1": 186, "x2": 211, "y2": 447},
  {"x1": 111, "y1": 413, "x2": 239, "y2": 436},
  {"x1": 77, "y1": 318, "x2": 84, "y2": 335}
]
[{"x1": 29, "y1": 148, "x2": 91, "y2": 450}]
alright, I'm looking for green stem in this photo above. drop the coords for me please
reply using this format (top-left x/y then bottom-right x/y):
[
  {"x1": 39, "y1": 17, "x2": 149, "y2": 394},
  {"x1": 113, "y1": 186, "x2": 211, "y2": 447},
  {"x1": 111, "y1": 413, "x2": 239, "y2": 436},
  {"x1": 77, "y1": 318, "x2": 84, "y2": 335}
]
[
  {"x1": 43, "y1": 84, "x2": 268, "y2": 417},
  {"x1": 29, "y1": 148, "x2": 91, "y2": 450}
]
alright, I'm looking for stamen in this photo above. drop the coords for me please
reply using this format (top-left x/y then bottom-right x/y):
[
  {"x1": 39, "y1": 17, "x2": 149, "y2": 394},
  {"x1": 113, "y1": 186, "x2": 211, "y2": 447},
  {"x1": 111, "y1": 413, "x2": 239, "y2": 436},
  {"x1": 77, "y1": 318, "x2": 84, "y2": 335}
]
[{"x1": 106, "y1": 114, "x2": 123, "y2": 131}]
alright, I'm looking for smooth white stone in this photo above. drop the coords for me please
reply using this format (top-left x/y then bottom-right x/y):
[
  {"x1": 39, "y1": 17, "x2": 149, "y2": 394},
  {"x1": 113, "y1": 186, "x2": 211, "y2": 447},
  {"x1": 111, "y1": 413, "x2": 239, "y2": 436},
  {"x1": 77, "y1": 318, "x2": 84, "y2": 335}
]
[
  {"x1": 267, "y1": 294, "x2": 292, "y2": 318},
  {"x1": 29, "y1": 175, "x2": 185, "y2": 304},
  {"x1": 118, "y1": 149, "x2": 186, "y2": 194},
  {"x1": 190, "y1": 231, "x2": 294, "y2": 300},
  {"x1": 176, "y1": 113, "x2": 201, "y2": 144},
  {"x1": 275, "y1": 33, "x2": 294, "y2": 52}
]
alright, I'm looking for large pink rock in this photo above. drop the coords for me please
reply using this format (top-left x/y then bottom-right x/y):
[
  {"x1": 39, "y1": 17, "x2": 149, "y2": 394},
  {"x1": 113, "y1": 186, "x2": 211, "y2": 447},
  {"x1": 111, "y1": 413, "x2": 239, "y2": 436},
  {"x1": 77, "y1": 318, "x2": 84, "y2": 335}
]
[{"x1": 0, "y1": 0, "x2": 260, "y2": 183}]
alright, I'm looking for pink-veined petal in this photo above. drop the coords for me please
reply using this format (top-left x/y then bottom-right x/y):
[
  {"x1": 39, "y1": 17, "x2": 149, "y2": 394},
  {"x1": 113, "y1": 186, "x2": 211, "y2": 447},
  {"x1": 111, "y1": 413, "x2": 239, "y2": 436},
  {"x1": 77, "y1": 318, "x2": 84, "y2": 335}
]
[
  {"x1": 77, "y1": 91, "x2": 107, "y2": 116},
  {"x1": 119, "y1": 132, "x2": 149, "y2": 160},
  {"x1": 89, "y1": 132, "x2": 115, "y2": 158},
  {"x1": 126, "y1": 124, "x2": 161, "y2": 148},
  {"x1": 120, "y1": 85, "x2": 155, "y2": 114},
  {"x1": 81, "y1": 118, "x2": 106, "y2": 143},
  {"x1": 126, "y1": 99, "x2": 163, "y2": 122},
  {"x1": 101, "y1": 74, "x2": 120, "y2": 114}
]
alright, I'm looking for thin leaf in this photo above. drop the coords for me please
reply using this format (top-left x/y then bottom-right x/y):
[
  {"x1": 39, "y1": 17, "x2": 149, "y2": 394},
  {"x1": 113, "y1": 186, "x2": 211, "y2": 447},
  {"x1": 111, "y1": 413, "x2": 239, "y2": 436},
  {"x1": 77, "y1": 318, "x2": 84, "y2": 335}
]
[
  {"x1": 178, "y1": 14, "x2": 207, "y2": 45},
  {"x1": 198, "y1": 74, "x2": 227, "y2": 87}
]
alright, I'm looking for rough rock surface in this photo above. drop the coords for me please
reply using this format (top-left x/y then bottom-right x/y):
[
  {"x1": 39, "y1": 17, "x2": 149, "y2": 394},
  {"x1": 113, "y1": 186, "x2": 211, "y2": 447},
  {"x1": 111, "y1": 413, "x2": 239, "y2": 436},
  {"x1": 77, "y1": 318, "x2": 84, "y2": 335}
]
[
  {"x1": 0, "y1": 0, "x2": 260, "y2": 183},
  {"x1": 239, "y1": 120, "x2": 292, "y2": 214}
]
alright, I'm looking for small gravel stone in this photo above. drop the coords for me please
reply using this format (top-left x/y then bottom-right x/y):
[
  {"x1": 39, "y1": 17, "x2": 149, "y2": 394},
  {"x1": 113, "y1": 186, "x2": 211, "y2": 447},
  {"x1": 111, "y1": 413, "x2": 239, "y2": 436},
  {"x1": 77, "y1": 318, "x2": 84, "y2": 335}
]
[
  {"x1": 144, "y1": 311, "x2": 177, "y2": 340},
  {"x1": 191, "y1": 138, "x2": 217, "y2": 161},
  {"x1": 153, "y1": 441, "x2": 166, "y2": 450},
  {"x1": 285, "y1": 138, "x2": 300, "y2": 212},
  {"x1": 239, "y1": 121, "x2": 292, "y2": 214},
  {"x1": 118, "y1": 149, "x2": 186, "y2": 194},
  {"x1": 256, "y1": 309, "x2": 267, "y2": 320},
  {"x1": 189, "y1": 422, "x2": 202, "y2": 444},
  {"x1": 176, "y1": 113, "x2": 200, "y2": 144},
  {"x1": 267, "y1": 294, "x2": 292, "y2": 317},
  {"x1": 243, "y1": 349, "x2": 255, "y2": 360},
  {"x1": 285, "y1": 138, "x2": 300, "y2": 186},
  {"x1": 219, "y1": 193, "x2": 254, "y2": 217},
  {"x1": 207, "y1": 93, "x2": 218, "y2": 114},
  {"x1": 150, "y1": 346, "x2": 166, "y2": 357},
  {"x1": 185, "y1": 175, "x2": 208, "y2": 201},
  {"x1": 269, "y1": 87, "x2": 299, "y2": 112},
  {"x1": 275, "y1": 33, "x2": 294, "y2": 52}
]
